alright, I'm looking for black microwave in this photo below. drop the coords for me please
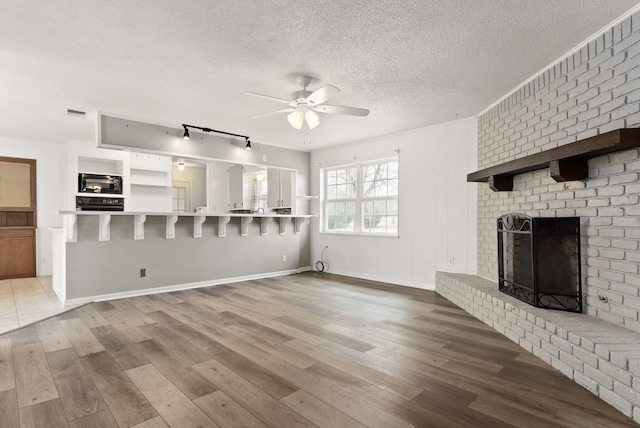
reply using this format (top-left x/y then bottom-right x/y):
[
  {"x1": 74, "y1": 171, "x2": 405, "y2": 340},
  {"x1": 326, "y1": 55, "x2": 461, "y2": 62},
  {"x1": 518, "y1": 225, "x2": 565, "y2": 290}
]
[{"x1": 78, "y1": 173, "x2": 123, "y2": 194}]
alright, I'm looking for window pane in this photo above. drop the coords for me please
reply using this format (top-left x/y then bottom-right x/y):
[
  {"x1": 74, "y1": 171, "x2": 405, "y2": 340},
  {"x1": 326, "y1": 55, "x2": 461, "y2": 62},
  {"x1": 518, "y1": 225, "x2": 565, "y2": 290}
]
[
  {"x1": 363, "y1": 165, "x2": 376, "y2": 183},
  {"x1": 375, "y1": 180, "x2": 387, "y2": 197},
  {"x1": 374, "y1": 200, "x2": 386, "y2": 215},
  {"x1": 388, "y1": 199, "x2": 398, "y2": 215},
  {"x1": 347, "y1": 182, "x2": 357, "y2": 199},
  {"x1": 327, "y1": 184, "x2": 337, "y2": 200},
  {"x1": 346, "y1": 168, "x2": 357, "y2": 184},
  {"x1": 327, "y1": 170, "x2": 337, "y2": 185},
  {"x1": 388, "y1": 162, "x2": 398, "y2": 179},
  {"x1": 326, "y1": 201, "x2": 355, "y2": 231},
  {"x1": 388, "y1": 179, "x2": 398, "y2": 196}
]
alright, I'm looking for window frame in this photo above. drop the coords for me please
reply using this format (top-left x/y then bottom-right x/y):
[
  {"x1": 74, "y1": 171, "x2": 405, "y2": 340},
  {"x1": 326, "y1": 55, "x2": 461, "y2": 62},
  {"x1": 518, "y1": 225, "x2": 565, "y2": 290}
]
[{"x1": 321, "y1": 157, "x2": 399, "y2": 237}]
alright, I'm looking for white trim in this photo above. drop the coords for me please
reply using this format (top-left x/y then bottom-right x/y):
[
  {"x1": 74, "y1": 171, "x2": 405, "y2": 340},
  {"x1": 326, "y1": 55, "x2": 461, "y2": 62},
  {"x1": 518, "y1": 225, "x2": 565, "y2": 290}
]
[
  {"x1": 478, "y1": 4, "x2": 640, "y2": 117},
  {"x1": 326, "y1": 268, "x2": 435, "y2": 291},
  {"x1": 61, "y1": 267, "x2": 311, "y2": 307}
]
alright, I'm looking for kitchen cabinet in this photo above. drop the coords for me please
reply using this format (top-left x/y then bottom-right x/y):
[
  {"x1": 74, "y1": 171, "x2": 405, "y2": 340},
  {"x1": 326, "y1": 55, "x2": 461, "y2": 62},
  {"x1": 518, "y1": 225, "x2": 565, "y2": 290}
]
[
  {"x1": 268, "y1": 168, "x2": 294, "y2": 210},
  {"x1": 129, "y1": 152, "x2": 172, "y2": 212},
  {"x1": 0, "y1": 156, "x2": 36, "y2": 279},
  {"x1": 0, "y1": 228, "x2": 35, "y2": 279}
]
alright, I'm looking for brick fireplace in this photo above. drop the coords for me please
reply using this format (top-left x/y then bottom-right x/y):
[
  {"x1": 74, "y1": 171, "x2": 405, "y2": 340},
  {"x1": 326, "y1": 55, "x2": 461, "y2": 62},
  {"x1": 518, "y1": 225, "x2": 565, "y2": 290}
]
[
  {"x1": 476, "y1": 12, "x2": 640, "y2": 331},
  {"x1": 437, "y1": 9, "x2": 640, "y2": 422}
]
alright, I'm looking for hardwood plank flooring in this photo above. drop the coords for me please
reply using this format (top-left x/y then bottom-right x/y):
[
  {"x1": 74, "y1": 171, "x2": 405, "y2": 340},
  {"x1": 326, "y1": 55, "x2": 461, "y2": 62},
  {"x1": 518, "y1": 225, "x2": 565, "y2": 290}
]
[{"x1": 0, "y1": 272, "x2": 638, "y2": 427}]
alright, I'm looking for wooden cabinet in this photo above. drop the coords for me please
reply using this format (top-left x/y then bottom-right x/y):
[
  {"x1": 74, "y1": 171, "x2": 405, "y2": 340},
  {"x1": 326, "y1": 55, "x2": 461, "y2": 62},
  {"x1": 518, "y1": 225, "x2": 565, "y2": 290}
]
[
  {"x1": 268, "y1": 168, "x2": 294, "y2": 210},
  {"x1": 0, "y1": 228, "x2": 35, "y2": 279},
  {"x1": 0, "y1": 157, "x2": 36, "y2": 279}
]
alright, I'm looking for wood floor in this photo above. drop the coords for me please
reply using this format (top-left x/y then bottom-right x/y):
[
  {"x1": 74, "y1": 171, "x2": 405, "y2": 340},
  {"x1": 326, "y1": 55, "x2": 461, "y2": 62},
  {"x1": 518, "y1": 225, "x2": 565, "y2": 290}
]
[{"x1": 1, "y1": 272, "x2": 638, "y2": 427}]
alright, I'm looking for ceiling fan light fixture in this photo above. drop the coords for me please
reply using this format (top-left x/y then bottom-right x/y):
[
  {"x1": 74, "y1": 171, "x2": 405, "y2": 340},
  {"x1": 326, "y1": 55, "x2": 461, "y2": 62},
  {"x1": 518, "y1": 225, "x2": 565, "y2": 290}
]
[
  {"x1": 305, "y1": 110, "x2": 320, "y2": 130},
  {"x1": 287, "y1": 110, "x2": 304, "y2": 129}
]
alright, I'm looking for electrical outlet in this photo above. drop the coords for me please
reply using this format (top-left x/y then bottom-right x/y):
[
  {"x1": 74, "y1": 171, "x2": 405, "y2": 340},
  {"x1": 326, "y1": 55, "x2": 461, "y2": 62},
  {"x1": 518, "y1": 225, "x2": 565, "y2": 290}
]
[
  {"x1": 140, "y1": 268, "x2": 146, "y2": 277},
  {"x1": 447, "y1": 257, "x2": 454, "y2": 266},
  {"x1": 282, "y1": 255, "x2": 287, "y2": 262}
]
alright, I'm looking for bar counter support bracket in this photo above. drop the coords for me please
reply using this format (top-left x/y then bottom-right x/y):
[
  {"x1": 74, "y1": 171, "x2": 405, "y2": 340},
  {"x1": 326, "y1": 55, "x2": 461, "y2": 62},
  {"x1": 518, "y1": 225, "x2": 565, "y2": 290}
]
[
  {"x1": 278, "y1": 217, "x2": 290, "y2": 235},
  {"x1": 218, "y1": 216, "x2": 231, "y2": 237},
  {"x1": 166, "y1": 215, "x2": 178, "y2": 239},
  {"x1": 240, "y1": 216, "x2": 253, "y2": 237},
  {"x1": 134, "y1": 215, "x2": 146, "y2": 240},
  {"x1": 193, "y1": 215, "x2": 206, "y2": 238},
  {"x1": 294, "y1": 217, "x2": 305, "y2": 235},
  {"x1": 65, "y1": 214, "x2": 77, "y2": 243},
  {"x1": 260, "y1": 217, "x2": 269, "y2": 236},
  {"x1": 99, "y1": 214, "x2": 111, "y2": 242}
]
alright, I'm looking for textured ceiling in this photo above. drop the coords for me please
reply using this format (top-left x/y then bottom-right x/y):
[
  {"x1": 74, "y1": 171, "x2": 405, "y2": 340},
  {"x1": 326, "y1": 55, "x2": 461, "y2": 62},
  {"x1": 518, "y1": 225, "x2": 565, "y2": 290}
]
[{"x1": 1, "y1": 1, "x2": 639, "y2": 151}]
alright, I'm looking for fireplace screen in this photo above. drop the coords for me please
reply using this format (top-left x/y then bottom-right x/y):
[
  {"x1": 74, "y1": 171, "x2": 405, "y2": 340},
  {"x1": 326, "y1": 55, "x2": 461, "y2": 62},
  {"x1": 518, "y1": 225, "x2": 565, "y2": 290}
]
[{"x1": 498, "y1": 213, "x2": 582, "y2": 313}]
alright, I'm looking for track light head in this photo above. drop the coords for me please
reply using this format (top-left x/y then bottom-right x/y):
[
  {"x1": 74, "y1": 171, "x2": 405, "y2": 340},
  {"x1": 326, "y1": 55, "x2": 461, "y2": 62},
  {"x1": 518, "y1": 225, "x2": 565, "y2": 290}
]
[
  {"x1": 245, "y1": 138, "x2": 252, "y2": 151},
  {"x1": 182, "y1": 125, "x2": 190, "y2": 140}
]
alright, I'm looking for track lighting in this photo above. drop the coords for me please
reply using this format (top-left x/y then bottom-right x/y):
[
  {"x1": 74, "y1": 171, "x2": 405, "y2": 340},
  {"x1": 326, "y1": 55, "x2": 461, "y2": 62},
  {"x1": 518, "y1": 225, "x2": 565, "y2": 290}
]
[{"x1": 181, "y1": 124, "x2": 251, "y2": 150}]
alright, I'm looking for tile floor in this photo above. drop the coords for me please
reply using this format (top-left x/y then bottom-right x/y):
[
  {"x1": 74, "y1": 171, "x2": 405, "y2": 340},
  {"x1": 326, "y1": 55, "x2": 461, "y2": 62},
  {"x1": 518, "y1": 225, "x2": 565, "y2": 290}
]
[{"x1": 0, "y1": 276, "x2": 78, "y2": 335}]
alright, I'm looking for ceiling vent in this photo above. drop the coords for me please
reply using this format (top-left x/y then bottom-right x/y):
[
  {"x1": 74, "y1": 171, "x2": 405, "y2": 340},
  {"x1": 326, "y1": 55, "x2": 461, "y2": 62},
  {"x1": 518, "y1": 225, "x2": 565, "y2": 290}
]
[{"x1": 66, "y1": 109, "x2": 86, "y2": 117}]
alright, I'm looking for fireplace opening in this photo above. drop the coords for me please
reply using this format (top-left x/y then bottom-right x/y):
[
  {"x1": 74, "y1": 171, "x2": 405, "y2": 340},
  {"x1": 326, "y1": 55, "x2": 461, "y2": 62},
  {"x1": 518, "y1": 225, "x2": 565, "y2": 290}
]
[{"x1": 497, "y1": 213, "x2": 582, "y2": 312}]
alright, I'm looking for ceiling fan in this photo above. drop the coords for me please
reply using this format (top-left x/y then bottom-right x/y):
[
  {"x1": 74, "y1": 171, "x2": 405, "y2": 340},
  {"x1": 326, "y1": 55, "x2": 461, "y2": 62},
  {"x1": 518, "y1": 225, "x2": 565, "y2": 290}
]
[{"x1": 246, "y1": 76, "x2": 370, "y2": 130}]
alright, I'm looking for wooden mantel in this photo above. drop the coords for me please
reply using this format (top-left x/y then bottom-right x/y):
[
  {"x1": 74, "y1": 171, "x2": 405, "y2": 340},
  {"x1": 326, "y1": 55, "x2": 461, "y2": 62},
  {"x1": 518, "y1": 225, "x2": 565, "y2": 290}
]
[{"x1": 467, "y1": 128, "x2": 640, "y2": 191}]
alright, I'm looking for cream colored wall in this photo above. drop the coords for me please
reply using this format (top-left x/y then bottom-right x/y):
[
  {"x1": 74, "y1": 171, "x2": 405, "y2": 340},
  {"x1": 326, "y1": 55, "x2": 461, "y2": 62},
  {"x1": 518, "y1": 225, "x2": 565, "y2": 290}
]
[{"x1": 309, "y1": 117, "x2": 478, "y2": 289}]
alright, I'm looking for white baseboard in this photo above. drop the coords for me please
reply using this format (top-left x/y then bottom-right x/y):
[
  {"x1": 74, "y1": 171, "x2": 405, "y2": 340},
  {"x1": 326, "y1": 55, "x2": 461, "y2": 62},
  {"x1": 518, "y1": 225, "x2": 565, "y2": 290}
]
[
  {"x1": 324, "y1": 269, "x2": 436, "y2": 291},
  {"x1": 63, "y1": 267, "x2": 311, "y2": 307}
]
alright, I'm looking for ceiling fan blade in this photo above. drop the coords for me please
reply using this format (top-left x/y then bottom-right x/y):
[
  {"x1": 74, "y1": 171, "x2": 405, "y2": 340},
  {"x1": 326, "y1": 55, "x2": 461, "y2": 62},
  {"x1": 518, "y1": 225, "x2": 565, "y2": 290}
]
[
  {"x1": 251, "y1": 108, "x2": 295, "y2": 119},
  {"x1": 306, "y1": 85, "x2": 341, "y2": 105},
  {"x1": 245, "y1": 92, "x2": 292, "y2": 105},
  {"x1": 314, "y1": 104, "x2": 370, "y2": 117}
]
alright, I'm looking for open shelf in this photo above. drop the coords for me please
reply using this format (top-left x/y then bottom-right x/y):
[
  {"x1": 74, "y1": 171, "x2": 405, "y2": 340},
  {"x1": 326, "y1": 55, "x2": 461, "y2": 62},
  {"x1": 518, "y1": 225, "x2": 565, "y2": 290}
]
[{"x1": 467, "y1": 128, "x2": 640, "y2": 191}]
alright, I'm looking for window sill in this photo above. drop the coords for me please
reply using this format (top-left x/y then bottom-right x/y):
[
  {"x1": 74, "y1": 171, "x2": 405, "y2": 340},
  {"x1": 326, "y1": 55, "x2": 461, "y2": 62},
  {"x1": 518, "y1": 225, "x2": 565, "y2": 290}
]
[{"x1": 319, "y1": 231, "x2": 399, "y2": 238}]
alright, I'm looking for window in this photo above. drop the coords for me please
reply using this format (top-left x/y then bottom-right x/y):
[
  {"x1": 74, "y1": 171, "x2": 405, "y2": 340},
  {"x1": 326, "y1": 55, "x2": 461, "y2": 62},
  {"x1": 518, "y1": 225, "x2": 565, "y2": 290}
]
[
  {"x1": 323, "y1": 158, "x2": 398, "y2": 235},
  {"x1": 172, "y1": 186, "x2": 187, "y2": 213}
]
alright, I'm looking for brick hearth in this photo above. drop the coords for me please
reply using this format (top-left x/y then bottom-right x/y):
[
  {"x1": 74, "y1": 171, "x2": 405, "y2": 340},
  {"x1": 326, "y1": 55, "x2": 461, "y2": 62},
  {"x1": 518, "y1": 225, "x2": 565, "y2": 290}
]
[{"x1": 436, "y1": 272, "x2": 640, "y2": 422}]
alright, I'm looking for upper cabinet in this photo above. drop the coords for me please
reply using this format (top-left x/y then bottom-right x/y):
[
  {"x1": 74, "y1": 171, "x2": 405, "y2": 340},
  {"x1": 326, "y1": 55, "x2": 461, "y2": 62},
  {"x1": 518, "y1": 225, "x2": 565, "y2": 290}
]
[
  {"x1": 268, "y1": 168, "x2": 295, "y2": 212},
  {"x1": 130, "y1": 153, "x2": 172, "y2": 187},
  {"x1": 129, "y1": 152, "x2": 172, "y2": 212}
]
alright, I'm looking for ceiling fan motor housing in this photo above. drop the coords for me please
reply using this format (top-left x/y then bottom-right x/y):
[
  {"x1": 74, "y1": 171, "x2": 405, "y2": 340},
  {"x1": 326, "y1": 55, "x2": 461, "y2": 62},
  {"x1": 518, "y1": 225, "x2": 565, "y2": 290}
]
[{"x1": 291, "y1": 90, "x2": 313, "y2": 103}]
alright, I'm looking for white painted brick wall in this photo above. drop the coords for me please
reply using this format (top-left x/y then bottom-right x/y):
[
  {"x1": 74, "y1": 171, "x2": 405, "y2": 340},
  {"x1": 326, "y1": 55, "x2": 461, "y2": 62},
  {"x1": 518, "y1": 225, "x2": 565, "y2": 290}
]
[{"x1": 477, "y1": 11, "x2": 640, "y2": 333}]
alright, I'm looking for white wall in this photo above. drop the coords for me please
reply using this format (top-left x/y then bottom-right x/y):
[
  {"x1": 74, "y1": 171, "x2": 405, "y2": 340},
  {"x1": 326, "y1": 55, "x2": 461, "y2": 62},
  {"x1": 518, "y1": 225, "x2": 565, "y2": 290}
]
[
  {"x1": 309, "y1": 117, "x2": 478, "y2": 289},
  {"x1": 0, "y1": 137, "x2": 66, "y2": 276}
]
